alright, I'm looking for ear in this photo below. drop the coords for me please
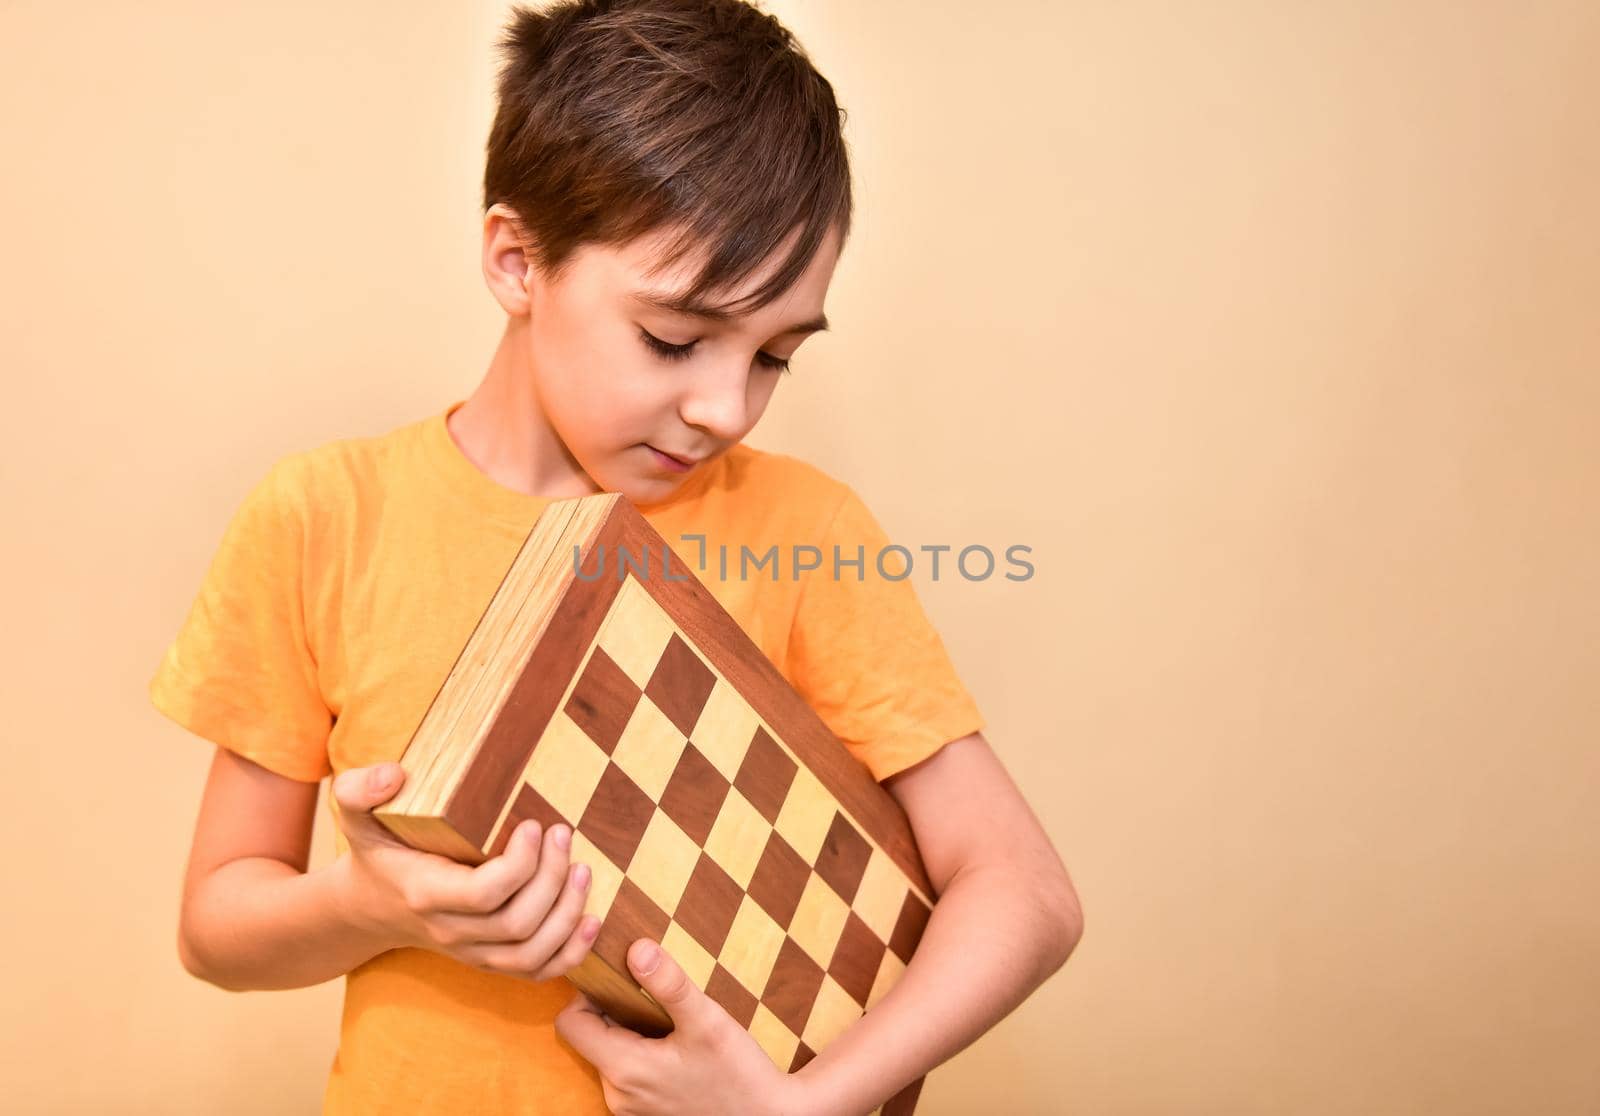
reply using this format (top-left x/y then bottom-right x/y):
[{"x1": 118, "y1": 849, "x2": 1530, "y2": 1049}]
[{"x1": 482, "y1": 203, "x2": 538, "y2": 316}]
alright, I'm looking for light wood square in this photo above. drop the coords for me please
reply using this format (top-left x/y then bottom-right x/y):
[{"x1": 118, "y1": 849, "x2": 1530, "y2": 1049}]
[
  {"x1": 719, "y1": 893, "x2": 786, "y2": 994},
  {"x1": 596, "y1": 576, "x2": 678, "y2": 690},
  {"x1": 852, "y1": 846, "x2": 910, "y2": 942},
  {"x1": 703, "y1": 789, "x2": 770, "y2": 889},
  {"x1": 773, "y1": 765, "x2": 835, "y2": 862},
  {"x1": 572, "y1": 828, "x2": 626, "y2": 921},
  {"x1": 688, "y1": 676, "x2": 764, "y2": 781},
  {"x1": 748, "y1": 1002, "x2": 800, "y2": 1070},
  {"x1": 789, "y1": 871, "x2": 851, "y2": 969},
  {"x1": 867, "y1": 949, "x2": 907, "y2": 1010},
  {"x1": 610, "y1": 696, "x2": 688, "y2": 800},
  {"x1": 801, "y1": 973, "x2": 865, "y2": 1052},
  {"x1": 661, "y1": 921, "x2": 717, "y2": 991},
  {"x1": 521, "y1": 709, "x2": 611, "y2": 824},
  {"x1": 628, "y1": 809, "x2": 700, "y2": 915}
]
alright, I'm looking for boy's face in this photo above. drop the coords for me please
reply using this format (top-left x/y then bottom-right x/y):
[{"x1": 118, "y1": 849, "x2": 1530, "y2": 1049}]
[{"x1": 484, "y1": 209, "x2": 841, "y2": 505}]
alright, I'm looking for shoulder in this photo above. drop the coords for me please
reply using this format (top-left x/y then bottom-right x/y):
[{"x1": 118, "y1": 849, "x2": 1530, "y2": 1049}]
[{"x1": 260, "y1": 412, "x2": 426, "y2": 527}]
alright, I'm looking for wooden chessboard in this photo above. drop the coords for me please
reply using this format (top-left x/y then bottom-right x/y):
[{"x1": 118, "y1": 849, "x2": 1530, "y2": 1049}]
[{"x1": 375, "y1": 494, "x2": 935, "y2": 1115}]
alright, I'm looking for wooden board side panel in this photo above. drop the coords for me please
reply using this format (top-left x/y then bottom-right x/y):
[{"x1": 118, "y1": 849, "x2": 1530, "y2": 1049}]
[
  {"x1": 444, "y1": 496, "x2": 635, "y2": 851},
  {"x1": 371, "y1": 812, "x2": 488, "y2": 865}
]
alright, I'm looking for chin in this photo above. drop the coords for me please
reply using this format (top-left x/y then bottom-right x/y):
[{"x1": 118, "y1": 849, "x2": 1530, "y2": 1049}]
[
  {"x1": 640, "y1": 472, "x2": 689, "y2": 497},
  {"x1": 583, "y1": 448, "x2": 691, "y2": 504},
  {"x1": 603, "y1": 469, "x2": 680, "y2": 503}
]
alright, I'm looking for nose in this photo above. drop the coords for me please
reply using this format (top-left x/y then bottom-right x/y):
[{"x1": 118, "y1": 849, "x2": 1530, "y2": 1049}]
[{"x1": 677, "y1": 359, "x2": 751, "y2": 443}]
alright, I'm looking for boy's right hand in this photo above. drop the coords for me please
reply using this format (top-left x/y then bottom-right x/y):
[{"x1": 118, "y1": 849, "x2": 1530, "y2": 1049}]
[{"x1": 329, "y1": 761, "x2": 600, "y2": 983}]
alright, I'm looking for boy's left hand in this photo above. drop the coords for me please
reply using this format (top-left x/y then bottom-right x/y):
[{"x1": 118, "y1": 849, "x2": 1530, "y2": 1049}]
[{"x1": 554, "y1": 937, "x2": 808, "y2": 1116}]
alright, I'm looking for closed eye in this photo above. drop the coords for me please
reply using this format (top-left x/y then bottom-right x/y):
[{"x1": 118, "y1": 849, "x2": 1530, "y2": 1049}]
[{"x1": 637, "y1": 327, "x2": 792, "y2": 374}]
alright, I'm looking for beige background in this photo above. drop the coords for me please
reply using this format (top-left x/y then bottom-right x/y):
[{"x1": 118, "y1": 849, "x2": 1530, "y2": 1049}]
[{"x1": 2, "y1": 0, "x2": 1595, "y2": 1112}]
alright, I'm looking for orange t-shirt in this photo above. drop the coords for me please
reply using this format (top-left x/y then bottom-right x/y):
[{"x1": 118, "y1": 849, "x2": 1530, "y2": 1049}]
[{"x1": 149, "y1": 398, "x2": 985, "y2": 1114}]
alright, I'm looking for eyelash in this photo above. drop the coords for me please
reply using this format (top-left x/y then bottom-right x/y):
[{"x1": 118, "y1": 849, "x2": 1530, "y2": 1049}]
[{"x1": 638, "y1": 328, "x2": 792, "y2": 374}]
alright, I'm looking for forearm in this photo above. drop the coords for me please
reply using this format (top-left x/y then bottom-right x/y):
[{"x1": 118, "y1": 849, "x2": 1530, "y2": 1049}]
[
  {"x1": 180, "y1": 855, "x2": 394, "y2": 991},
  {"x1": 794, "y1": 863, "x2": 1080, "y2": 1116}
]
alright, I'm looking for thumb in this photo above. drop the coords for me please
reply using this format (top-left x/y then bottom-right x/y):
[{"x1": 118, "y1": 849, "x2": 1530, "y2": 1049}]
[
  {"x1": 332, "y1": 763, "x2": 405, "y2": 833},
  {"x1": 627, "y1": 938, "x2": 713, "y2": 1033}
]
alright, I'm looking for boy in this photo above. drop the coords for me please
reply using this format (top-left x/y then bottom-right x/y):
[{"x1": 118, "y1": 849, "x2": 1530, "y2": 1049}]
[{"x1": 149, "y1": 1, "x2": 1083, "y2": 1113}]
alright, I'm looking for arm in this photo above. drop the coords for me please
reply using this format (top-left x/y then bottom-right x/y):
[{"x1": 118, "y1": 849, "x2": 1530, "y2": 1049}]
[
  {"x1": 177, "y1": 746, "x2": 394, "y2": 991},
  {"x1": 793, "y1": 731, "x2": 1083, "y2": 1116},
  {"x1": 179, "y1": 748, "x2": 600, "y2": 992}
]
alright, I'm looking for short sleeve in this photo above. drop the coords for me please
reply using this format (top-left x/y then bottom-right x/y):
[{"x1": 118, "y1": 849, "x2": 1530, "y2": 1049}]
[
  {"x1": 786, "y1": 485, "x2": 986, "y2": 783},
  {"x1": 147, "y1": 457, "x2": 334, "y2": 783}
]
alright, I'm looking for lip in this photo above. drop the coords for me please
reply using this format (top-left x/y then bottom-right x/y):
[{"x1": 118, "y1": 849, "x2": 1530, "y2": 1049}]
[{"x1": 646, "y1": 445, "x2": 702, "y2": 473}]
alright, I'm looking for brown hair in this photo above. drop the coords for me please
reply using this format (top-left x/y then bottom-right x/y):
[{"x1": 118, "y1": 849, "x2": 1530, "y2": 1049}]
[{"x1": 482, "y1": 0, "x2": 853, "y2": 316}]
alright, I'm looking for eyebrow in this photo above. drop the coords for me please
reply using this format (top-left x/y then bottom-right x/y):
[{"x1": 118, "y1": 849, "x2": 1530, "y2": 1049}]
[{"x1": 629, "y1": 289, "x2": 830, "y2": 336}]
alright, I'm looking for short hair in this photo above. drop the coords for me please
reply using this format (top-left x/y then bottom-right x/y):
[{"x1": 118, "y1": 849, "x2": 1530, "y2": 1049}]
[{"x1": 482, "y1": 0, "x2": 853, "y2": 316}]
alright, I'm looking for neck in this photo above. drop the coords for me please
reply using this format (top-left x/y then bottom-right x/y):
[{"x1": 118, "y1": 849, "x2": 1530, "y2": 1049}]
[{"x1": 448, "y1": 319, "x2": 600, "y2": 501}]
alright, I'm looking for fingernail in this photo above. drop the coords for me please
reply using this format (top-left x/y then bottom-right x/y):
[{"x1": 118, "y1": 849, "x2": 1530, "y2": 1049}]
[
  {"x1": 369, "y1": 765, "x2": 395, "y2": 789},
  {"x1": 555, "y1": 825, "x2": 571, "y2": 850},
  {"x1": 633, "y1": 940, "x2": 660, "y2": 974},
  {"x1": 522, "y1": 821, "x2": 541, "y2": 846}
]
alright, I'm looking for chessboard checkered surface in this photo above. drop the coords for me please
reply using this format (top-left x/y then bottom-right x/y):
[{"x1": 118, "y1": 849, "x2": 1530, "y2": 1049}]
[{"x1": 482, "y1": 573, "x2": 933, "y2": 1078}]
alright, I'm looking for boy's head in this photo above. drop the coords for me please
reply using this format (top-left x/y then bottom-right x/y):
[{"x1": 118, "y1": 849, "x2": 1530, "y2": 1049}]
[{"x1": 478, "y1": 0, "x2": 852, "y2": 504}]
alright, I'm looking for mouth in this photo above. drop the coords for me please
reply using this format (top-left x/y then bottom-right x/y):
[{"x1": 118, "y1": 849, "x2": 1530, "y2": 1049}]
[{"x1": 645, "y1": 444, "x2": 702, "y2": 473}]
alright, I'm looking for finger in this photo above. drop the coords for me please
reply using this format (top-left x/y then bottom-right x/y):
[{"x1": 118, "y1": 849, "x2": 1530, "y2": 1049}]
[
  {"x1": 493, "y1": 854, "x2": 594, "y2": 951},
  {"x1": 564, "y1": 991, "x2": 621, "y2": 1029},
  {"x1": 332, "y1": 763, "x2": 403, "y2": 815},
  {"x1": 483, "y1": 822, "x2": 573, "y2": 926},
  {"x1": 527, "y1": 909, "x2": 602, "y2": 982},
  {"x1": 626, "y1": 938, "x2": 712, "y2": 1033},
  {"x1": 592, "y1": 1002, "x2": 620, "y2": 1027},
  {"x1": 555, "y1": 990, "x2": 651, "y2": 1070},
  {"x1": 331, "y1": 764, "x2": 406, "y2": 841},
  {"x1": 401, "y1": 821, "x2": 541, "y2": 938},
  {"x1": 463, "y1": 860, "x2": 595, "y2": 972},
  {"x1": 520, "y1": 873, "x2": 601, "y2": 977},
  {"x1": 564, "y1": 990, "x2": 606, "y2": 1018},
  {"x1": 457, "y1": 818, "x2": 546, "y2": 914},
  {"x1": 417, "y1": 820, "x2": 564, "y2": 916}
]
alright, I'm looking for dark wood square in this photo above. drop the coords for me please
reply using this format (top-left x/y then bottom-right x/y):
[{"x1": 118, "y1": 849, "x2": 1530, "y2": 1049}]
[
  {"x1": 827, "y1": 910, "x2": 888, "y2": 1007},
  {"x1": 657, "y1": 742, "x2": 730, "y2": 846},
  {"x1": 706, "y1": 963, "x2": 759, "y2": 1029},
  {"x1": 788, "y1": 1043, "x2": 817, "y2": 1073},
  {"x1": 745, "y1": 831, "x2": 810, "y2": 929},
  {"x1": 596, "y1": 877, "x2": 670, "y2": 962},
  {"x1": 762, "y1": 935, "x2": 826, "y2": 1038},
  {"x1": 814, "y1": 810, "x2": 872, "y2": 904},
  {"x1": 888, "y1": 891, "x2": 933, "y2": 965},
  {"x1": 484, "y1": 782, "x2": 570, "y2": 859},
  {"x1": 578, "y1": 762, "x2": 657, "y2": 871},
  {"x1": 643, "y1": 632, "x2": 716, "y2": 736},
  {"x1": 674, "y1": 852, "x2": 744, "y2": 957},
  {"x1": 733, "y1": 725, "x2": 796, "y2": 824},
  {"x1": 564, "y1": 646, "x2": 642, "y2": 755}
]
